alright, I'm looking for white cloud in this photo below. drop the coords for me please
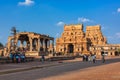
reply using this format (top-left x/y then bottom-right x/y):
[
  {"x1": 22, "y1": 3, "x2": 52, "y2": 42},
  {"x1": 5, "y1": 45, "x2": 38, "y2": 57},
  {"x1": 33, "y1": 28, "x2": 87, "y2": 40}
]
[
  {"x1": 116, "y1": 32, "x2": 120, "y2": 38},
  {"x1": 108, "y1": 32, "x2": 120, "y2": 39},
  {"x1": 101, "y1": 25, "x2": 109, "y2": 30},
  {"x1": 107, "y1": 36, "x2": 113, "y2": 39},
  {"x1": 78, "y1": 17, "x2": 93, "y2": 23},
  {"x1": 101, "y1": 26, "x2": 105, "y2": 30},
  {"x1": 18, "y1": 0, "x2": 34, "y2": 6},
  {"x1": 56, "y1": 21, "x2": 65, "y2": 26},
  {"x1": 55, "y1": 33, "x2": 60, "y2": 37},
  {"x1": 117, "y1": 8, "x2": 120, "y2": 13}
]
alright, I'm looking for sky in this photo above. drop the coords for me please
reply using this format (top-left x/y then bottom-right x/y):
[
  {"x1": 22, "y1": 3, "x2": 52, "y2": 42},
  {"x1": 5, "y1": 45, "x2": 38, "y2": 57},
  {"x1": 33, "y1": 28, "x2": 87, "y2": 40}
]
[{"x1": 0, "y1": 0, "x2": 120, "y2": 45}]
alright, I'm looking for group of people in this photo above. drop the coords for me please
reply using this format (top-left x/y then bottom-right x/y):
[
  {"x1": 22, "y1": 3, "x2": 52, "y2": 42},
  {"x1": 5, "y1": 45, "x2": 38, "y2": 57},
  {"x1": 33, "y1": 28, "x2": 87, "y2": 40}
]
[
  {"x1": 82, "y1": 54, "x2": 96, "y2": 63},
  {"x1": 82, "y1": 53, "x2": 106, "y2": 63},
  {"x1": 9, "y1": 50, "x2": 25, "y2": 63}
]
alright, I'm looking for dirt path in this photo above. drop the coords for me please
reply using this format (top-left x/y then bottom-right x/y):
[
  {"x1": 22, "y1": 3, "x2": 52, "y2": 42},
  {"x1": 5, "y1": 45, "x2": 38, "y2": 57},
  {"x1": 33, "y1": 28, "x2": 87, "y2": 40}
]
[{"x1": 41, "y1": 62, "x2": 120, "y2": 80}]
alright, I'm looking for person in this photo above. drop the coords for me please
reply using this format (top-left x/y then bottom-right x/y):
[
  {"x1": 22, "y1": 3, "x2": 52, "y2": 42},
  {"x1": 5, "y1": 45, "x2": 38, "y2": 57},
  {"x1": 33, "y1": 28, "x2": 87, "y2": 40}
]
[
  {"x1": 86, "y1": 55, "x2": 88, "y2": 61},
  {"x1": 92, "y1": 54, "x2": 96, "y2": 63},
  {"x1": 21, "y1": 53, "x2": 25, "y2": 62},
  {"x1": 41, "y1": 55, "x2": 45, "y2": 63},
  {"x1": 9, "y1": 51, "x2": 14, "y2": 63},
  {"x1": 88, "y1": 55, "x2": 92, "y2": 61},
  {"x1": 82, "y1": 55, "x2": 86, "y2": 61},
  {"x1": 15, "y1": 53, "x2": 19, "y2": 63},
  {"x1": 102, "y1": 54, "x2": 105, "y2": 63}
]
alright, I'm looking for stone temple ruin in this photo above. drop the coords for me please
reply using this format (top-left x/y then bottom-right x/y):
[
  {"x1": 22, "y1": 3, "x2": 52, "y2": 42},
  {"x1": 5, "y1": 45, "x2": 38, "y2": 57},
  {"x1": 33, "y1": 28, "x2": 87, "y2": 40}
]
[{"x1": 4, "y1": 32, "x2": 54, "y2": 57}]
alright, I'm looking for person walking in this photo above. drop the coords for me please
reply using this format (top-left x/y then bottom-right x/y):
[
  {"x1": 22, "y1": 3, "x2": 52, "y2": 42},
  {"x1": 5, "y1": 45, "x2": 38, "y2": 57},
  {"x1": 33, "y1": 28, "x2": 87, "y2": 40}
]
[
  {"x1": 82, "y1": 55, "x2": 86, "y2": 61},
  {"x1": 92, "y1": 54, "x2": 96, "y2": 63},
  {"x1": 102, "y1": 54, "x2": 105, "y2": 63},
  {"x1": 41, "y1": 55, "x2": 45, "y2": 63}
]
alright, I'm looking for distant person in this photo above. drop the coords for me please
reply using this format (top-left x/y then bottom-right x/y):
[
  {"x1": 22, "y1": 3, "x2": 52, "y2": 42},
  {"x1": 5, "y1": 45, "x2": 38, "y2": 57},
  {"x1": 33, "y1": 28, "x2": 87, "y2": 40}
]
[
  {"x1": 15, "y1": 53, "x2": 19, "y2": 63},
  {"x1": 88, "y1": 55, "x2": 92, "y2": 61},
  {"x1": 86, "y1": 55, "x2": 88, "y2": 61},
  {"x1": 102, "y1": 54, "x2": 105, "y2": 63},
  {"x1": 82, "y1": 55, "x2": 86, "y2": 61},
  {"x1": 92, "y1": 54, "x2": 96, "y2": 63},
  {"x1": 21, "y1": 53, "x2": 25, "y2": 62},
  {"x1": 9, "y1": 51, "x2": 14, "y2": 63},
  {"x1": 41, "y1": 55, "x2": 45, "y2": 63}
]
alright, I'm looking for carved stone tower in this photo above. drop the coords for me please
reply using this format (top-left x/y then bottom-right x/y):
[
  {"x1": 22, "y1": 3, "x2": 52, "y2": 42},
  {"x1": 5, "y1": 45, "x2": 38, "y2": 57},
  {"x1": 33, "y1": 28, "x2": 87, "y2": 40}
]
[
  {"x1": 56, "y1": 24, "x2": 89, "y2": 55},
  {"x1": 86, "y1": 25, "x2": 107, "y2": 45}
]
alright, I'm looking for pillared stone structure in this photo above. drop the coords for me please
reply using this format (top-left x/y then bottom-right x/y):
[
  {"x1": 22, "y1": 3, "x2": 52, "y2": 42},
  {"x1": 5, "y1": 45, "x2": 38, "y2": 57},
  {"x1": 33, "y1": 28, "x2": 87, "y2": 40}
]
[{"x1": 5, "y1": 32, "x2": 54, "y2": 56}]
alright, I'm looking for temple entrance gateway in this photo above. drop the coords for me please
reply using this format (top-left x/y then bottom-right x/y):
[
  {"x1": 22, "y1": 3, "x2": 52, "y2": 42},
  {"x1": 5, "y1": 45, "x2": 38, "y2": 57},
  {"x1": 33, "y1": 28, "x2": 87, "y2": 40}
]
[{"x1": 68, "y1": 44, "x2": 74, "y2": 53}]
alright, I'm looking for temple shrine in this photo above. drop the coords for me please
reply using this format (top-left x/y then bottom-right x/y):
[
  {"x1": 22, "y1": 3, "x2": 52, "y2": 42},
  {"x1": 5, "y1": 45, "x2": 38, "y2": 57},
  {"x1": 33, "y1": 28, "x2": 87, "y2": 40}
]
[{"x1": 5, "y1": 32, "x2": 54, "y2": 56}]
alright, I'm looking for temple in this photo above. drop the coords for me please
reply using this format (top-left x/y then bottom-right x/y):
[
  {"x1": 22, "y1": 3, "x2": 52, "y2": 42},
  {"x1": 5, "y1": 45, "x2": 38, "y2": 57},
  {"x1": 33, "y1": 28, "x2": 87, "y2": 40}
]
[
  {"x1": 56, "y1": 24, "x2": 120, "y2": 56},
  {"x1": 5, "y1": 32, "x2": 54, "y2": 56},
  {"x1": 0, "y1": 24, "x2": 120, "y2": 57}
]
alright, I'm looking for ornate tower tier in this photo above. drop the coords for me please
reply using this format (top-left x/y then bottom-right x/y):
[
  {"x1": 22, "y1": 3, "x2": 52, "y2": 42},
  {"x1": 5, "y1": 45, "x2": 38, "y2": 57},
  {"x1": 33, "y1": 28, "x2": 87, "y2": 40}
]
[{"x1": 86, "y1": 25, "x2": 107, "y2": 45}]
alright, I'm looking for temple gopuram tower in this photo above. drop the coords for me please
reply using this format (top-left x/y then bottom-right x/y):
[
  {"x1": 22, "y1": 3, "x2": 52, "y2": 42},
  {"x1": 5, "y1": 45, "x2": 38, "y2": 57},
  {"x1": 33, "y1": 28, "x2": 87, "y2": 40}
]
[
  {"x1": 86, "y1": 25, "x2": 107, "y2": 45},
  {"x1": 56, "y1": 24, "x2": 89, "y2": 55}
]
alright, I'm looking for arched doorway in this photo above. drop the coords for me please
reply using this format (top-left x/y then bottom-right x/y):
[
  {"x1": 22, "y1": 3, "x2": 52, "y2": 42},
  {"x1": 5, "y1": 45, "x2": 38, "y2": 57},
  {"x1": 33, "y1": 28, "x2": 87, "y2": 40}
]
[
  {"x1": 115, "y1": 51, "x2": 119, "y2": 56},
  {"x1": 68, "y1": 44, "x2": 74, "y2": 53}
]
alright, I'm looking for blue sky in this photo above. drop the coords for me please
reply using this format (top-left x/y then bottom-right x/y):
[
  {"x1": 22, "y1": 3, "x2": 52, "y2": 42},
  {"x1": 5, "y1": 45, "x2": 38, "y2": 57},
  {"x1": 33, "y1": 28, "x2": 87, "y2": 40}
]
[{"x1": 0, "y1": 0, "x2": 120, "y2": 45}]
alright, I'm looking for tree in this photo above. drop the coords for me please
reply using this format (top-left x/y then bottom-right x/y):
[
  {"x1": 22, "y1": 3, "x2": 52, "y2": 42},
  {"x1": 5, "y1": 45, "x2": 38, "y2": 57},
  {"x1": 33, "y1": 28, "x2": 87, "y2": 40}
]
[
  {"x1": 118, "y1": 48, "x2": 120, "y2": 55},
  {"x1": 0, "y1": 42, "x2": 4, "y2": 48}
]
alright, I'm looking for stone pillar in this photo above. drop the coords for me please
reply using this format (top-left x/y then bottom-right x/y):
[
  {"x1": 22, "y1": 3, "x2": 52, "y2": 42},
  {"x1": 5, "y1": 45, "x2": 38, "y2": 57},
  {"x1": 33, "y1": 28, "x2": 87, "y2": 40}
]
[
  {"x1": 7, "y1": 37, "x2": 12, "y2": 53},
  {"x1": 46, "y1": 39, "x2": 50, "y2": 52},
  {"x1": 38, "y1": 38, "x2": 40, "y2": 52},
  {"x1": 40, "y1": 39, "x2": 43, "y2": 47},
  {"x1": 15, "y1": 35, "x2": 19, "y2": 48},
  {"x1": 45, "y1": 39, "x2": 47, "y2": 51},
  {"x1": 74, "y1": 44, "x2": 76, "y2": 53},
  {"x1": 66, "y1": 44, "x2": 68, "y2": 53},
  {"x1": 112, "y1": 51, "x2": 115, "y2": 56},
  {"x1": 48, "y1": 40, "x2": 50, "y2": 53},
  {"x1": 108, "y1": 51, "x2": 111, "y2": 56},
  {"x1": 48, "y1": 40, "x2": 50, "y2": 49},
  {"x1": 29, "y1": 37, "x2": 33, "y2": 52},
  {"x1": 43, "y1": 39, "x2": 46, "y2": 52},
  {"x1": 64, "y1": 44, "x2": 67, "y2": 54},
  {"x1": 52, "y1": 39, "x2": 54, "y2": 53},
  {"x1": 35, "y1": 39, "x2": 38, "y2": 51},
  {"x1": 40, "y1": 39, "x2": 43, "y2": 52},
  {"x1": 26, "y1": 41, "x2": 29, "y2": 50}
]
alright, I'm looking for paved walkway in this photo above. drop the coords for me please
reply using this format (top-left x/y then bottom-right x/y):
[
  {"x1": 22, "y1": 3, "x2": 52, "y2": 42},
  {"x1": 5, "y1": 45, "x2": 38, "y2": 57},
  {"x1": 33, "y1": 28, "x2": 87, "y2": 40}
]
[
  {"x1": 0, "y1": 56, "x2": 119, "y2": 75},
  {"x1": 0, "y1": 57, "x2": 82, "y2": 74}
]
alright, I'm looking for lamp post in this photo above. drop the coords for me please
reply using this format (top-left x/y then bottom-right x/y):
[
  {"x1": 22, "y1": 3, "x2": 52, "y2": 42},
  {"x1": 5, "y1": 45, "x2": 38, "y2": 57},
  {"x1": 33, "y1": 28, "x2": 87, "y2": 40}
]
[{"x1": 11, "y1": 27, "x2": 18, "y2": 51}]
